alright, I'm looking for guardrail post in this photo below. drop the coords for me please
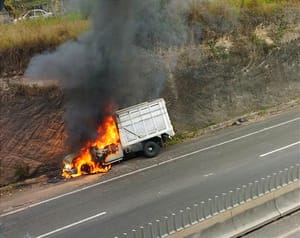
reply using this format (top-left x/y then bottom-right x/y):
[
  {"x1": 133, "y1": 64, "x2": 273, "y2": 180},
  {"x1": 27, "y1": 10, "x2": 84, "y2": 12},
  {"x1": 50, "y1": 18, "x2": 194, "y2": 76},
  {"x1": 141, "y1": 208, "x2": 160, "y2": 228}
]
[
  {"x1": 123, "y1": 233, "x2": 128, "y2": 238},
  {"x1": 278, "y1": 170, "x2": 283, "y2": 187},
  {"x1": 236, "y1": 187, "x2": 241, "y2": 205},
  {"x1": 222, "y1": 193, "x2": 227, "y2": 211},
  {"x1": 266, "y1": 175, "x2": 271, "y2": 192},
  {"x1": 273, "y1": 173, "x2": 277, "y2": 189},
  {"x1": 248, "y1": 183, "x2": 253, "y2": 201},
  {"x1": 164, "y1": 216, "x2": 169, "y2": 235},
  {"x1": 208, "y1": 198, "x2": 213, "y2": 216},
  {"x1": 148, "y1": 223, "x2": 154, "y2": 238},
  {"x1": 288, "y1": 167, "x2": 294, "y2": 184},
  {"x1": 132, "y1": 229, "x2": 137, "y2": 238},
  {"x1": 172, "y1": 213, "x2": 177, "y2": 232},
  {"x1": 242, "y1": 185, "x2": 247, "y2": 203},
  {"x1": 180, "y1": 210, "x2": 185, "y2": 229},
  {"x1": 261, "y1": 178, "x2": 266, "y2": 194},
  {"x1": 284, "y1": 168, "x2": 289, "y2": 185},
  {"x1": 255, "y1": 180, "x2": 260, "y2": 197},
  {"x1": 214, "y1": 196, "x2": 219, "y2": 214},
  {"x1": 194, "y1": 203, "x2": 200, "y2": 222},
  {"x1": 228, "y1": 190, "x2": 234, "y2": 208},
  {"x1": 186, "y1": 207, "x2": 192, "y2": 226},
  {"x1": 293, "y1": 166, "x2": 296, "y2": 182},
  {"x1": 140, "y1": 226, "x2": 145, "y2": 238},
  {"x1": 201, "y1": 201, "x2": 206, "y2": 219},
  {"x1": 156, "y1": 220, "x2": 162, "y2": 238}
]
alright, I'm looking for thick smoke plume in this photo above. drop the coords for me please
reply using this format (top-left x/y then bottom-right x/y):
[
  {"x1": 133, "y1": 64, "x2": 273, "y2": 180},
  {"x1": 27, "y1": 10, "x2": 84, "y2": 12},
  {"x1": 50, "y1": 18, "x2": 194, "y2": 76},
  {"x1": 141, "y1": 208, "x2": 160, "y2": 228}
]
[{"x1": 25, "y1": 0, "x2": 186, "y2": 151}]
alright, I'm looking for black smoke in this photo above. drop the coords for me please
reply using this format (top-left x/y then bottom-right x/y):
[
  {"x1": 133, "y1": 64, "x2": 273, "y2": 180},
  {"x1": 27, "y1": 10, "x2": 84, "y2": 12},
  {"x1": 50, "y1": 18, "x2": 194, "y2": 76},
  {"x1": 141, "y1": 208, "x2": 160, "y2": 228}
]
[{"x1": 25, "y1": 0, "x2": 186, "y2": 151}]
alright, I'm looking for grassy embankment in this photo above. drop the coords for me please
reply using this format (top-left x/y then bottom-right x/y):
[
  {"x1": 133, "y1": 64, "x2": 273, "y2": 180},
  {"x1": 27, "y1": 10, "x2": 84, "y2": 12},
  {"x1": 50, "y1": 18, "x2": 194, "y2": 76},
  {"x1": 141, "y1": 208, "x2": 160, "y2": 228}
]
[
  {"x1": 0, "y1": 0, "x2": 296, "y2": 52},
  {"x1": 0, "y1": 0, "x2": 296, "y2": 76},
  {"x1": 0, "y1": 14, "x2": 90, "y2": 75},
  {"x1": 0, "y1": 14, "x2": 89, "y2": 50},
  {"x1": 171, "y1": 0, "x2": 299, "y2": 143}
]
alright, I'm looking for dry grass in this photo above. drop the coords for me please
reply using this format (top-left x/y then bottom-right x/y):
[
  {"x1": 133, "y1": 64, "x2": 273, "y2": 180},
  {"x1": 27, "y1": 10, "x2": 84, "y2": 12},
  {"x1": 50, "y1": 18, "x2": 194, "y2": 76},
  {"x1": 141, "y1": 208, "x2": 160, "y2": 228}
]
[
  {"x1": 0, "y1": 16, "x2": 90, "y2": 50},
  {"x1": 187, "y1": 0, "x2": 297, "y2": 24}
]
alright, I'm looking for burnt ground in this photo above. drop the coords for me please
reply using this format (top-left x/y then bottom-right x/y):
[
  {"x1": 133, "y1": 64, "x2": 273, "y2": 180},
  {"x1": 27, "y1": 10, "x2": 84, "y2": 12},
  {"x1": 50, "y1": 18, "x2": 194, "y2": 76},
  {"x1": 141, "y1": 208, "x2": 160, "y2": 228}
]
[{"x1": 0, "y1": 5, "x2": 299, "y2": 187}]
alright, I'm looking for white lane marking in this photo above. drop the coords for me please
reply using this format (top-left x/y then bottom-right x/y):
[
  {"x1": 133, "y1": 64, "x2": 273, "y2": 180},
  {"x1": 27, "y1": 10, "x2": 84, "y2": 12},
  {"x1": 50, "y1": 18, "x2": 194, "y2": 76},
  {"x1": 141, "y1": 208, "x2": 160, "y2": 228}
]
[
  {"x1": 1, "y1": 116, "x2": 300, "y2": 218},
  {"x1": 0, "y1": 165, "x2": 159, "y2": 218},
  {"x1": 158, "y1": 117, "x2": 300, "y2": 165},
  {"x1": 259, "y1": 141, "x2": 300, "y2": 158},
  {"x1": 35, "y1": 211, "x2": 106, "y2": 238}
]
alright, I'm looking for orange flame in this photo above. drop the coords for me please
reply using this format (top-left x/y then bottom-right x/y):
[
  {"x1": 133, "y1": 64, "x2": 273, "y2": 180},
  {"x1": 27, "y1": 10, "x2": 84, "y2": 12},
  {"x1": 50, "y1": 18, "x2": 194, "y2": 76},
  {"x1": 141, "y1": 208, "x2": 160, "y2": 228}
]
[{"x1": 63, "y1": 116, "x2": 120, "y2": 178}]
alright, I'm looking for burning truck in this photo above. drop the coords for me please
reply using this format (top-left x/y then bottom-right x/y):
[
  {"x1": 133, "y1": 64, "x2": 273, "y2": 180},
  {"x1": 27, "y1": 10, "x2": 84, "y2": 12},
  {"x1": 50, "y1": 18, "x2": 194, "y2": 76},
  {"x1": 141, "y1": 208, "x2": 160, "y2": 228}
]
[{"x1": 62, "y1": 98, "x2": 175, "y2": 178}]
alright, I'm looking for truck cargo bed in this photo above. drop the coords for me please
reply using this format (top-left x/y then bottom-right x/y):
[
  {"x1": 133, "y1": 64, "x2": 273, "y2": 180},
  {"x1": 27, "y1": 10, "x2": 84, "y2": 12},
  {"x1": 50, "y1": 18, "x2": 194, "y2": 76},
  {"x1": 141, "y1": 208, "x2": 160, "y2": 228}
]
[{"x1": 115, "y1": 98, "x2": 175, "y2": 149}]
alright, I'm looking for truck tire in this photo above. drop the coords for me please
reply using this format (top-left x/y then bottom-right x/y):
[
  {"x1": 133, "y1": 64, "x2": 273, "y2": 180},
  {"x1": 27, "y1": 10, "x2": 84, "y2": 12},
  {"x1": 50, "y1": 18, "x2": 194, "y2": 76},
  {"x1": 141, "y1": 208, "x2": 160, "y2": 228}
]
[
  {"x1": 81, "y1": 164, "x2": 91, "y2": 174},
  {"x1": 143, "y1": 141, "x2": 160, "y2": 158}
]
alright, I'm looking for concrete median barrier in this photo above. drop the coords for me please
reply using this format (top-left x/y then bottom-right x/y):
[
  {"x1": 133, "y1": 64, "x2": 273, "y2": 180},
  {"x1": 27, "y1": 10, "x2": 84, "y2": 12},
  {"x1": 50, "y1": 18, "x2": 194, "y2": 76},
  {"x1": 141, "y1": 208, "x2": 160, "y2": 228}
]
[
  {"x1": 117, "y1": 165, "x2": 300, "y2": 238},
  {"x1": 275, "y1": 188, "x2": 300, "y2": 216},
  {"x1": 169, "y1": 181, "x2": 300, "y2": 238}
]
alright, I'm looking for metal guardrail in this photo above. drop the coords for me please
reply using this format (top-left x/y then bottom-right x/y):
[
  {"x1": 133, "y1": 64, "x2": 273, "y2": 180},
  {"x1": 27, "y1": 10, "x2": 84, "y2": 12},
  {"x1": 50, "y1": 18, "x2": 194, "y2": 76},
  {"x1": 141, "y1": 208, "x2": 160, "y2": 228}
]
[{"x1": 114, "y1": 164, "x2": 300, "y2": 238}]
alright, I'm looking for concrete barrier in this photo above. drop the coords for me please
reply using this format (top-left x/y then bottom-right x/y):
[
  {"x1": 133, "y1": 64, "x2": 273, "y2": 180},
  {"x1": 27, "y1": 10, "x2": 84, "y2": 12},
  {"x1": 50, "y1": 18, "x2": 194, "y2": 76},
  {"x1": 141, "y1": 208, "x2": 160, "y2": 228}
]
[
  {"x1": 117, "y1": 165, "x2": 300, "y2": 238},
  {"x1": 168, "y1": 182, "x2": 300, "y2": 238},
  {"x1": 275, "y1": 189, "x2": 300, "y2": 216}
]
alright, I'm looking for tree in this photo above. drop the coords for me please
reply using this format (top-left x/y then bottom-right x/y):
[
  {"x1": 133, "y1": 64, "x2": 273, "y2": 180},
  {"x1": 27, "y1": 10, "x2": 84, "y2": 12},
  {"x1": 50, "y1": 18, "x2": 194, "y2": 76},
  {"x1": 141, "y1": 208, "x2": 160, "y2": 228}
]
[{"x1": 3, "y1": 0, "x2": 17, "y2": 17}]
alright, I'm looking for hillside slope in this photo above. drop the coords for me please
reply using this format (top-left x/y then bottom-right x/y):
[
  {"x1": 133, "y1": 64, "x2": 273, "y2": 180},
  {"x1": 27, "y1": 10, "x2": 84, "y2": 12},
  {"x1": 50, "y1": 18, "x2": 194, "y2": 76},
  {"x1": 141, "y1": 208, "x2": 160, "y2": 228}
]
[
  {"x1": 0, "y1": 83, "x2": 65, "y2": 185},
  {"x1": 0, "y1": 1, "x2": 299, "y2": 186}
]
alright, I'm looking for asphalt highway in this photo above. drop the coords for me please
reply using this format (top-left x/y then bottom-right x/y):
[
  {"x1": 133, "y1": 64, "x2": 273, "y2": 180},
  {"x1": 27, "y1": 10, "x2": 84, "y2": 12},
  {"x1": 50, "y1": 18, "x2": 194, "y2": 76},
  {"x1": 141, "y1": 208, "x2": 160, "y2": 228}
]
[{"x1": 0, "y1": 108, "x2": 299, "y2": 238}]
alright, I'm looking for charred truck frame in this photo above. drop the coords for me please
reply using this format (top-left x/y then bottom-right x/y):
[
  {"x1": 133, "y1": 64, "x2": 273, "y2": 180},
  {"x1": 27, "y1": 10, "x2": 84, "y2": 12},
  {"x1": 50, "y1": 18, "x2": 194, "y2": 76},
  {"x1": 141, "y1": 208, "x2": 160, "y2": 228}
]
[{"x1": 63, "y1": 98, "x2": 175, "y2": 176}]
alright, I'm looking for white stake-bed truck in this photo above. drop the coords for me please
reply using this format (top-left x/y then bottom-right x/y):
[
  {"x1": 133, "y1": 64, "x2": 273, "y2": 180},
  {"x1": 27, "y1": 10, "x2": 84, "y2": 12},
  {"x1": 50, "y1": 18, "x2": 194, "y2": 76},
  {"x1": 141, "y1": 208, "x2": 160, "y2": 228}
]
[{"x1": 63, "y1": 98, "x2": 175, "y2": 175}]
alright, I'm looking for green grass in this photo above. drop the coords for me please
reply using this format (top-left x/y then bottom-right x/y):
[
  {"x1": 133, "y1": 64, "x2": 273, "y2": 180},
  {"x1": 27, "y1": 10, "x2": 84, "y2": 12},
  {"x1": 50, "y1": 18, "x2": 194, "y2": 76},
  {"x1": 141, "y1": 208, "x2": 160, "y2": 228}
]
[
  {"x1": 168, "y1": 132, "x2": 193, "y2": 145},
  {"x1": 0, "y1": 14, "x2": 90, "y2": 50}
]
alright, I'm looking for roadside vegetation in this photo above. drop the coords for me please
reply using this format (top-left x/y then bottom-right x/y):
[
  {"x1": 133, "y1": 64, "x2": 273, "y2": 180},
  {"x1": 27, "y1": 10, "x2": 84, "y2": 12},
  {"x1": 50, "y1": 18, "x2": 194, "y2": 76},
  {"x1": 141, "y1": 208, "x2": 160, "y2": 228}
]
[
  {"x1": 1, "y1": 0, "x2": 296, "y2": 51},
  {"x1": 0, "y1": 13, "x2": 89, "y2": 75},
  {"x1": 0, "y1": 14, "x2": 89, "y2": 50},
  {"x1": 0, "y1": 0, "x2": 299, "y2": 186},
  {"x1": 0, "y1": 0, "x2": 296, "y2": 55},
  {"x1": 186, "y1": 0, "x2": 298, "y2": 36}
]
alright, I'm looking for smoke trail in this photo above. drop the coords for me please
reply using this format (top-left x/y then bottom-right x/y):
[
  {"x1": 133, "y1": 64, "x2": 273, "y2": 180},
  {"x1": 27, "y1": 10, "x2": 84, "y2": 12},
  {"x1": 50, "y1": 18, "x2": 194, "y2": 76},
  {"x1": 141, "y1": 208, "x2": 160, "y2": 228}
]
[{"x1": 25, "y1": 0, "x2": 186, "y2": 151}]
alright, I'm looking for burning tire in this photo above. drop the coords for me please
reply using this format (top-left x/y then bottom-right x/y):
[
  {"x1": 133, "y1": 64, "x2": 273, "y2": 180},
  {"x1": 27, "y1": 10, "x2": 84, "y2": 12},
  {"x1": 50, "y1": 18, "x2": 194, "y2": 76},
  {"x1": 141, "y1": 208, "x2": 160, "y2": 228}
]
[
  {"x1": 81, "y1": 164, "x2": 91, "y2": 174},
  {"x1": 143, "y1": 141, "x2": 160, "y2": 158}
]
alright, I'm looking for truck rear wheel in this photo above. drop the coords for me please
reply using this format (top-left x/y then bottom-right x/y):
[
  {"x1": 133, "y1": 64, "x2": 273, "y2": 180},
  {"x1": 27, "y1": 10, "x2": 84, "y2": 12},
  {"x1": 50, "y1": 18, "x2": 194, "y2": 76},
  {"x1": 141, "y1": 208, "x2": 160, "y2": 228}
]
[{"x1": 143, "y1": 141, "x2": 160, "y2": 158}]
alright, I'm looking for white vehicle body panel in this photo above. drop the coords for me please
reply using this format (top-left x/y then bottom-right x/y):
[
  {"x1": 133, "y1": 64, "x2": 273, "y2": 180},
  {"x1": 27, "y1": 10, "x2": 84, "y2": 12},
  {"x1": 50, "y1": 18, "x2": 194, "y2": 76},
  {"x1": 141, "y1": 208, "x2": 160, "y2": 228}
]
[{"x1": 115, "y1": 98, "x2": 175, "y2": 149}]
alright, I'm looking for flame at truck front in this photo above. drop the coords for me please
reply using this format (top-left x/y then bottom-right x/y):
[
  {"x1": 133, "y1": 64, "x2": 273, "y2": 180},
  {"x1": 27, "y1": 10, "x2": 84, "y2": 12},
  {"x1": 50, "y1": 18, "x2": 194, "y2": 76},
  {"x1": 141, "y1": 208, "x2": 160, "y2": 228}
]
[{"x1": 62, "y1": 116, "x2": 120, "y2": 178}]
